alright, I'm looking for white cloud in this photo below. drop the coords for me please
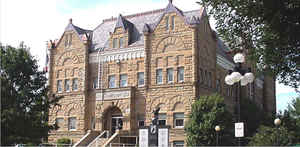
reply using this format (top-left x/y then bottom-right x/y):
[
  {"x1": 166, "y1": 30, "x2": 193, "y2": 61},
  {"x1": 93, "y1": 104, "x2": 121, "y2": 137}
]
[{"x1": 276, "y1": 81, "x2": 297, "y2": 95}]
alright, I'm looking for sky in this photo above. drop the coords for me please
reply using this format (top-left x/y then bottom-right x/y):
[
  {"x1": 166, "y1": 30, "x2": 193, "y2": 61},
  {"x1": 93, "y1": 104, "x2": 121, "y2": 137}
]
[{"x1": 0, "y1": 0, "x2": 298, "y2": 112}]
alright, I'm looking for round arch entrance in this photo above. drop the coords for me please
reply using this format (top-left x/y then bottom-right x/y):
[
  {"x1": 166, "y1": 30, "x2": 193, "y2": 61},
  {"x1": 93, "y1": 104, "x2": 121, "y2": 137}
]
[{"x1": 102, "y1": 106, "x2": 123, "y2": 135}]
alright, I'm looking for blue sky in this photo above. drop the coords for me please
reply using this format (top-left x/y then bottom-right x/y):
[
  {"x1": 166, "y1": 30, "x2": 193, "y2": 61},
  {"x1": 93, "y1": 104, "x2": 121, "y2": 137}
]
[{"x1": 0, "y1": 0, "x2": 298, "y2": 112}]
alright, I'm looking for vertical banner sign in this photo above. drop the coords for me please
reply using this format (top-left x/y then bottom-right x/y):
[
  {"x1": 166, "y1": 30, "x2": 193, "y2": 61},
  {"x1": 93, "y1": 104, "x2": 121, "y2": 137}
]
[
  {"x1": 139, "y1": 129, "x2": 148, "y2": 147},
  {"x1": 235, "y1": 122, "x2": 244, "y2": 137},
  {"x1": 158, "y1": 128, "x2": 169, "y2": 147}
]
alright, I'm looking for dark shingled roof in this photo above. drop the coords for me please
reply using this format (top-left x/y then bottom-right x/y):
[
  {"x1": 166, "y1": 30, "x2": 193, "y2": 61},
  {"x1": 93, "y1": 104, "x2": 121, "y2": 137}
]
[
  {"x1": 92, "y1": 3, "x2": 204, "y2": 50},
  {"x1": 87, "y1": 2, "x2": 231, "y2": 63}
]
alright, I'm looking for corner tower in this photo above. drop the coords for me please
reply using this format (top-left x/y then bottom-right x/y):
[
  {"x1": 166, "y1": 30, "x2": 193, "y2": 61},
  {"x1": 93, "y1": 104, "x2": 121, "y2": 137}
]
[{"x1": 48, "y1": 19, "x2": 92, "y2": 143}]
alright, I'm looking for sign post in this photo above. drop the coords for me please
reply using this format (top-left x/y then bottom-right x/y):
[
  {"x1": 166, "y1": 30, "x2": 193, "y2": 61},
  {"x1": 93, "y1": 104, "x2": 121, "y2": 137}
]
[{"x1": 235, "y1": 122, "x2": 244, "y2": 137}]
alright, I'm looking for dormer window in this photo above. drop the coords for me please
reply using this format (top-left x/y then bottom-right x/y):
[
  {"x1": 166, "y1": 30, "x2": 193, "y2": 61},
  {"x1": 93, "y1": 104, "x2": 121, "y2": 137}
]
[
  {"x1": 165, "y1": 16, "x2": 169, "y2": 31},
  {"x1": 65, "y1": 34, "x2": 72, "y2": 47},
  {"x1": 119, "y1": 37, "x2": 124, "y2": 48},
  {"x1": 113, "y1": 38, "x2": 118, "y2": 48},
  {"x1": 171, "y1": 16, "x2": 175, "y2": 30}
]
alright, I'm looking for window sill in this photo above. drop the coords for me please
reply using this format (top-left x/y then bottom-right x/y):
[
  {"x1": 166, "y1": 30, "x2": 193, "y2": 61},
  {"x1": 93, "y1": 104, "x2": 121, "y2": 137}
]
[
  {"x1": 69, "y1": 129, "x2": 77, "y2": 131},
  {"x1": 173, "y1": 126, "x2": 184, "y2": 129}
]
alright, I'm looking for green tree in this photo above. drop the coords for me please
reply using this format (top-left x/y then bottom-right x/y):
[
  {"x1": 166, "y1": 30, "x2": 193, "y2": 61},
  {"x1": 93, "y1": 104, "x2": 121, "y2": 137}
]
[
  {"x1": 240, "y1": 97, "x2": 273, "y2": 144},
  {"x1": 281, "y1": 96, "x2": 300, "y2": 143},
  {"x1": 198, "y1": 0, "x2": 300, "y2": 89},
  {"x1": 1, "y1": 43, "x2": 60, "y2": 145},
  {"x1": 248, "y1": 125, "x2": 294, "y2": 146},
  {"x1": 185, "y1": 94, "x2": 234, "y2": 146}
]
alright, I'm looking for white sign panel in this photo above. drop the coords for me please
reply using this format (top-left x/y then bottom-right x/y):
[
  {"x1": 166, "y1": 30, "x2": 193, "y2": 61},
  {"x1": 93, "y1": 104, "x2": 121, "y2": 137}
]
[
  {"x1": 235, "y1": 122, "x2": 244, "y2": 137},
  {"x1": 96, "y1": 90, "x2": 130, "y2": 101},
  {"x1": 158, "y1": 128, "x2": 169, "y2": 147},
  {"x1": 139, "y1": 129, "x2": 148, "y2": 147}
]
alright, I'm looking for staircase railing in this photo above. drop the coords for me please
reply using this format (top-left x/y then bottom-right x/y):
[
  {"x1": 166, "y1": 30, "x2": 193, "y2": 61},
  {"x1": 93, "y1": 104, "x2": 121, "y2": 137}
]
[
  {"x1": 72, "y1": 130, "x2": 91, "y2": 147},
  {"x1": 103, "y1": 130, "x2": 120, "y2": 147},
  {"x1": 87, "y1": 130, "x2": 109, "y2": 147}
]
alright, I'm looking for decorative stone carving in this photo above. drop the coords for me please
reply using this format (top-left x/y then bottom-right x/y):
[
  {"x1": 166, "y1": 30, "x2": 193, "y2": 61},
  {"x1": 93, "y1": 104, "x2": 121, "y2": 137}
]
[
  {"x1": 57, "y1": 51, "x2": 81, "y2": 66},
  {"x1": 155, "y1": 36, "x2": 186, "y2": 53}
]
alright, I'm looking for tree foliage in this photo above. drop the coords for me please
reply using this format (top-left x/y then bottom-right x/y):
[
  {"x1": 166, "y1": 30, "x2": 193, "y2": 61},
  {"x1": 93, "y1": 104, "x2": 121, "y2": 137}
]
[
  {"x1": 199, "y1": 0, "x2": 300, "y2": 89},
  {"x1": 1, "y1": 43, "x2": 60, "y2": 145},
  {"x1": 240, "y1": 97, "x2": 272, "y2": 139},
  {"x1": 249, "y1": 96, "x2": 300, "y2": 145},
  {"x1": 248, "y1": 125, "x2": 294, "y2": 146},
  {"x1": 281, "y1": 96, "x2": 300, "y2": 143},
  {"x1": 185, "y1": 94, "x2": 234, "y2": 146}
]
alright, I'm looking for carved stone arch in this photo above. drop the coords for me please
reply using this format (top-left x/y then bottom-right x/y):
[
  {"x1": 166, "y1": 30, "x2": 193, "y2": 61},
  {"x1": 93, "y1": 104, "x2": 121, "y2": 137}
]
[
  {"x1": 57, "y1": 51, "x2": 80, "y2": 66},
  {"x1": 64, "y1": 102, "x2": 81, "y2": 116},
  {"x1": 51, "y1": 105, "x2": 61, "y2": 115},
  {"x1": 62, "y1": 58, "x2": 72, "y2": 66},
  {"x1": 169, "y1": 95, "x2": 189, "y2": 112},
  {"x1": 68, "y1": 108, "x2": 76, "y2": 116},
  {"x1": 172, "y1": 102, "x2": 184, "y2": 112},
  {"x1": 157, "y1": 103, "x2": 167, "y2": 112},
  {"x1": 150, "y1": 97, "x2": 169, "y2": 113},
  {"x1": 155, "y1": 36, "x2": 186, "y2": 53}
]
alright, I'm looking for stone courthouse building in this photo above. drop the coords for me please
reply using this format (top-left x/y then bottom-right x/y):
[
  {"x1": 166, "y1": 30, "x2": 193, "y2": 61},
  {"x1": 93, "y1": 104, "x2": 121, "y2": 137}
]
[{"x1": 47, "y1": 0, "x2": 276, "y2": 146}]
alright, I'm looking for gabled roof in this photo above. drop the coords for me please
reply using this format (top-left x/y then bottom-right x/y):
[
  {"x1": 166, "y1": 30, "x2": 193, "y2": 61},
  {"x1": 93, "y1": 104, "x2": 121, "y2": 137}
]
[
  {"x1": 114, "y1": 14, "x2": 131, "y2": 32},
  {"x1": 52, "y1": 19, "x2": 92, "y2": 49},
  {"x1": 65, "y1": 19, "x2": 92, "y2": 41},
  {"x1": 92, "y1": 3, "x2": 205, "y2": 51}
]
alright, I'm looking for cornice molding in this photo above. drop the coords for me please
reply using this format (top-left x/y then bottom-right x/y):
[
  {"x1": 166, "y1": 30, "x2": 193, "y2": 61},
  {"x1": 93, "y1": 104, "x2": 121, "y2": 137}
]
[{"x1": 89, "y1": 47, "x2": 145, "y2": 63}]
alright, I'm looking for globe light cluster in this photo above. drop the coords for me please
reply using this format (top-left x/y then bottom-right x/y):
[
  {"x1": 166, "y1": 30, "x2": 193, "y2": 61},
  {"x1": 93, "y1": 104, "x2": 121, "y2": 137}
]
[{"x1": 225, "y1": 53, "x2": 255, "y2": 86}]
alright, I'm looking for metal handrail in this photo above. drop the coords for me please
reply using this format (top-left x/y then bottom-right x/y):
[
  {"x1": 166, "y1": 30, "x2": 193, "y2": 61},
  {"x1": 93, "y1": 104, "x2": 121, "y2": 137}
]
[{"x1": 87, "y1": 130, "x2": 109, "y2": 147}]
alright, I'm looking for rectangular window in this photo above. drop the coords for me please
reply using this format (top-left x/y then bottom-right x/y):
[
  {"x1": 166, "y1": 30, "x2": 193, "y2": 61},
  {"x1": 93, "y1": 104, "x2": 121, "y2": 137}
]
[
  {"x1": 65, "y1": 79, "x2": 70, "y2": 92},
  {"x1": 113, "y1": 38, "x2": 118, "y2": 48},
  {"x1": 119, "y1": 37, "x2": 124, "y2": 48},
  {"x1": 216, "y1": 79, "x2": 220, "y2": 92},
  {"x1": 72, "y1": 78, "x2": 78, "y2": 91},
  {"x1": 108, "y1": 75, "x2": 116, "y2": 88},
  {"x1": 138, "y1": 120, "x2": 145, "y2": 127},
  {"x1": 64, "y1": 35, "x2": 69, "y2": 47},
  {"x1": 167, "y1": 68, "x2": 174, "y2": 83},
  {"x1": 156, "y1": 69, "x2": 163, "y2": 84},
  {"x1": 204, "y1": 70, "x2": 208, "y2": 85},
  {"x1": 199, "y1": 68, "x2": 203, "y2": 84},
  {"x1": 137, "y1": 72, "x2": 144, "y2": 86},
  {"x1": 68, "y1": 34, "x2": 72, "y2": 47},
  {"x1": 173, "y1": 141, "x2": 184, "y2": 147},
  {"x1": 158, "y1": 113, "x2": 167, "y2": 126},
  {"x1": 174, "y1": 113, "x2": 184, "y2": 128},
  {"x1": 93, "y1": 77, "x2": 98, "y2": 89},
  {"x1": 208, "y1": 72, "x2": 212, "y2": 87},
  {"x1": 165, "y1": 16, "x2": 169, "y2": 31},
  {"x1": 91, "y1": 117, "x2": 95, "y2": 130},
  {"x1": 68, "y1": 117, "x2": 76, "y2": 130},
  {"x1": 55, "y1": 118, "x2": 64, "y2": 130},
  {"x1": 120, "y1": 74, "x2": 128, "y2": 87},
  {"x1": 178, "y1": 67, "x2": 184, "y2": 82},
  {"x1": 57, "y1": 80, "x2": 62, "y2": 92},
  {"x1": 171, "y1": 16, "x2": 175, "y2": 30}
]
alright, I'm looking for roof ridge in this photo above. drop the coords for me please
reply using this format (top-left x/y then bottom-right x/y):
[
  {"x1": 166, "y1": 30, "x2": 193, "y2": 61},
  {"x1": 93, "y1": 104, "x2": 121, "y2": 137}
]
[{"x1": 103, "y1": 8, "x2": 165, "y2": 23}]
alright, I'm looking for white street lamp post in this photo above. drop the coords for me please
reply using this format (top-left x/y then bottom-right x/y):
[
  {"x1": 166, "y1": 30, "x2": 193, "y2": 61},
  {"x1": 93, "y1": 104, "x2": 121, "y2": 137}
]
[{"x1": 225, "y1": 53, "x2": 255, "y2": 146}]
